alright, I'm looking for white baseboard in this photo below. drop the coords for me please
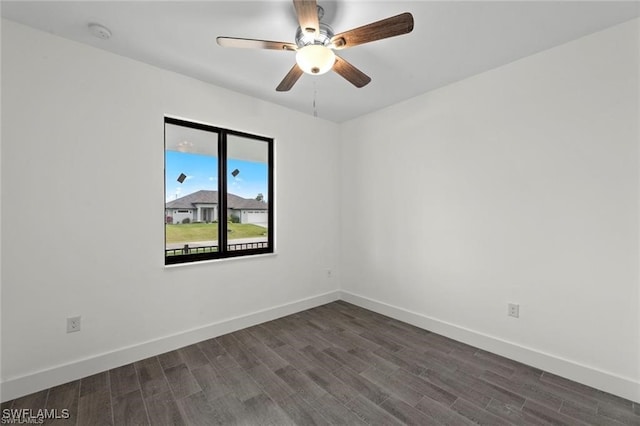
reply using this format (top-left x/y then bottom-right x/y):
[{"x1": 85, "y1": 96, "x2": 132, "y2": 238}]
[
  {"x1": 340, "y1": 290, "x2": 640, "y2": 403},
  {"x1": 1, "y1": 290, "x2": 340, "y2": 402}
]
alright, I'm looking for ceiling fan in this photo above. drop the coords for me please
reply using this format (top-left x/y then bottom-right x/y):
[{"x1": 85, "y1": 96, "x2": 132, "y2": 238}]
[{"x1": 216, "y1": 0, "x2": 414, "y2": 92}]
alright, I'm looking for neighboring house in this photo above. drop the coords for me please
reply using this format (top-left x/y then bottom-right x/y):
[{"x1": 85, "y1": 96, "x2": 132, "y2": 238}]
[{"x1": 166, "y1": 190, "x2": 268, "y2": 225}]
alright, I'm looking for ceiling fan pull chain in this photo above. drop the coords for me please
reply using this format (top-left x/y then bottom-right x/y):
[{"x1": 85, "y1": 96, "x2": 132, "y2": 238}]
[{"x1": 313, "y1": 81, "x2": 318, "y2": 117}]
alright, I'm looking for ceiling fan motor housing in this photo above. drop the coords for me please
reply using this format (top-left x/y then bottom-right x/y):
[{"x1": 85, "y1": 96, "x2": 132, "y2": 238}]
[{"x1": 295, "y1": 22, "x2": 334, "y2": 49}]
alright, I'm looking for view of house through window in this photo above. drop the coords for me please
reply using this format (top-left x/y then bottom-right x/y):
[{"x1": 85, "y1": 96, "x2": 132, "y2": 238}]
[{"x1": 164, "y1": 117, "x2": 273, "y2": 264}]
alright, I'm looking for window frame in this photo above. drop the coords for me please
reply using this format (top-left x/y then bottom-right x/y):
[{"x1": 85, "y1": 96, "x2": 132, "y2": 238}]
[{"x1": 164, "y1": 116, "x2": 274, "y2": 265}]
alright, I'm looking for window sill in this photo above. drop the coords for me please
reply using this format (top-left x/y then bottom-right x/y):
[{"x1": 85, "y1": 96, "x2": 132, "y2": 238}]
[{"x1": 163, "y1": 252, "x2": 277, "y2": 269}]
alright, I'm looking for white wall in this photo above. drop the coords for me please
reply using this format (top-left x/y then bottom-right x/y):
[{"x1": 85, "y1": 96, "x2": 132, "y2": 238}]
[
  {"x1": 1, "y1": 20, "x2": 341, "y2": 400},
  {"x1": 340, "y1": 19, "x2": 640, "y2": 401}
]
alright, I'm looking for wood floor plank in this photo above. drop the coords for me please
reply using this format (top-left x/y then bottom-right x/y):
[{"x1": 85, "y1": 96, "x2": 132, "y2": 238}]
[
  {"x1": 196, "y1": 339, "x2": 239, "y2": 371},
  {"x1": 310, "y1": 393, "x2": 368, "y2": 425},
  {"x1": 397, "y1": 346, "x2": 458, "y2": 373},
  {"x1": 448, "y1": 349, "x2": 516, "y2": 378},
  {"x1": 323, "y1": 346, "x2": 369, "y2": 373},
  {"x1": 344, "y1": 394, "x2": 404, "y2": 425},
  {"x1": 391, "y1": 368, "x2": 458, "y2": 406},
  {"x1": 361, "y1": 366, "x2": 424, "y2": 406},
  {"x1": 206, "y1": 394, "x2": 247, "y2": 425},
  {"x1": 80, "y1": 372, "x2": 109, "y2": 396},
  {"x1": 11, "y1": 389, "x2": 49, "y2": 410},
  {"x1": 347, "y1": 347, "x2": 401, "y2": 375},
  {"x1": 8, "y1": 390, "x2": 49, "y2": 425},
  {"x1": 305, "y1": 367, "x2": 356, "y2": 404},
  {"x1": 246, "y1": 324, "x2": 286, "y2": 348},
  {"x1": 178, "y1": 344, "x2": 209, "y2": 371},
  {"x1": 519, "y1": 381, "x2": 566, "y2": 411},
  {"x1": 421, "y1": 369, "x2": 493, "y2": 408},
  {"x1": 174, "y1": 391, "x2": 231, "y2": 426},
  {"x1": 597, "y1": 402, "x2": 640, "y2": 426},
  {"x1": 540, "y1": 371, "x2": 602, "y2": 399},
  {"x1": 381, "y1": 323, "x2": 439, "y2": 350},
  {"x1": 191, "y1": 364, "x2": 232, "y2": 401},
  {"x1": 163, "y1": 363, "x2": 202, "y2": 400},
  {"x1": 217, "y1": 334, "x2": 262, "y2": 370},
  {"x1": 109, "y1": 363, "x2": 140, "y2": 397},
  {"x1": 112, "y1": 389, "x2": 149, "y2": 426},
  {"x1": 279, "y1": 319, "x2": 333, "y2": 350},
  {"x1": 427, "y1": 333, "x2": 478, "y2": 355},
  {"x1": 480, "y1": 369, "x2": 525, "y2": 394},
  {"x1": 474, "y1": 348, "x2": 529, "y2": 373},
  {"x1": 372, "y1": 346, "x2": 427, "y2": 376},
  {"x1": 451, "y1": 397, "x2": 514, "y2": 425},
  {"x1": 381, "y1": 395, "x2": 446, "y2": 426},
  {"x1": 414, "y1": 395, "x2": 477, "y2": 426},
  {"x1": 157, "y1": 350, "x2": 183, "y2": 370},
  {"x1": 485, "y1": 398, "x2": 531, "y2": 425},
  {"x1": 77, "y1": 390, "x2": 112, "y2": 426},
  {"x1": 301, "y1": 309, "x2": 347, "y2": 334},
  {"x1": 260, "y1": 321, "x2": 312, "y2": 350},
  {"x1": 560, "y1": 399, "x2": 626, "y2": 426},
  {"x1": 43, "y1": 380, "x2": 79, "y2": 426},
  {"x1": 144, "y1": 391, "x2": 185, "y2": 426},
  {"x1": 299, "y1": 344, "x2": 343, "y2": 372},
  {"x1": 338, "y1": 317, "x2": 375, "y2": 335},
  {"x1": 195, "y1": 338, "x2": 226, "y2": 359},
  {"x1": 247, "y1": 363, "x2": 294, "y2": 403},
  {"x1": 216, "y1": 367, "x2": 263, "y2": 402},
  {"x1": 275, "y1": 393, "x2": 332, "y2": 426},
  {"x1": 523, "y1": 399, "x2": 590, "y2": 426},
  {"x1": 271, "y1": 344, "x2": 319, "y2": 372},
  {"x1": 482, "y1": 368, "x2": 561, "y2": 411},
  {"x1": 134, "y1": 357, "x2": 171, "y2": 398},
  {"x1": 339, "y1": 329, "x2": 383, "y2": 352},
  {"x1": 452, "y1": 369, "x2": 526, "y2": 408},
  {"x1": 242, "y1": 393, "x2": 296, "y2": 425},
  {"x1": 533, "y1": 375, "x2": 600, "y2": 410},
  {"x1": 358, "y1": 330, "x2": 405, "y2": 352},
  {"x1": 330, "y1": 366, "x2": 389, "y2": 405},
  {"x1": 231, "y1": 328, "x2": 265, "y2": 349},
  {"x1": 246, "y1": 340, "x2": 290, "y2": 371},
  {"x1": 274, "y1": 365, "x2": 327, "y2": 402}
]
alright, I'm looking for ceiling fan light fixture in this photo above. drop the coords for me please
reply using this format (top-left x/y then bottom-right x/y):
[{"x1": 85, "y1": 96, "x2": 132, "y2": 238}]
[{"x1": 295, "y1": 45, "x2": 335, "y2": 75}]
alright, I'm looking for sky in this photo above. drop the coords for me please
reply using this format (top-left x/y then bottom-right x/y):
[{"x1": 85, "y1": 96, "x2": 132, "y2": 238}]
[{"x1": 165, "y1": 151, "x2": 268, "y2": 202}]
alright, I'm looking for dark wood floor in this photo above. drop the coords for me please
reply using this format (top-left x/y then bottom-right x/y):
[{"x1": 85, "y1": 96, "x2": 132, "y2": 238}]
[{"x1": 2, "y1": 301, "x2": 639, "y2": 425}]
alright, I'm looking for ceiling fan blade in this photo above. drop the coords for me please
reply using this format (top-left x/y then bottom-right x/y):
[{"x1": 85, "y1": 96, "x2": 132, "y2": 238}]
[
  {"x1": 331, "y1": 12, "x2": 414, "y2": 50},
  {"x1": 293, "y1": 0, "x2": 319, "y2": 36},
  {"x1": 217, "y1": 37, "x2": 297, "y2": 51},
  {"x1": 333, "y1": 56, "x2": 371, "y2": 88},
  {"x1": 276, "y1": 64, "x2": 304, "y2": 91}
]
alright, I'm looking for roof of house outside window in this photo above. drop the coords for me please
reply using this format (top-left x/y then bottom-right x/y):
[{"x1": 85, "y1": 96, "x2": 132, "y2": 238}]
[{"x1": 166, "y1": 190, "x2": 267, "y2": 210}]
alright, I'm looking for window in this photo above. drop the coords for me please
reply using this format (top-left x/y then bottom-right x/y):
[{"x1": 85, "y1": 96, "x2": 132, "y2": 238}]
[{"x1": 164, "y1": 117, "x2": 273, "y2": 265}]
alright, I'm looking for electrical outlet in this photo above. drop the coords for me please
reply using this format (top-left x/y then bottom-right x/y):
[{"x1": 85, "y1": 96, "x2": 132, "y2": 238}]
[
  {"x1": 67, "y1": 316, "x2": 81, "y2": 333},
  {"x1": 326, "y1": 269, "x2": 333, "y2": 279},
  {"x1": 508, "y1": 303, "x2": 519, "y2": 318}
]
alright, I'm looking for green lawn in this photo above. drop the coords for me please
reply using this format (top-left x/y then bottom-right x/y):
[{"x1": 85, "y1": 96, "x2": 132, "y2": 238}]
[{"x1": 165, "y1": 222, "x2": 267, "y2": 243}]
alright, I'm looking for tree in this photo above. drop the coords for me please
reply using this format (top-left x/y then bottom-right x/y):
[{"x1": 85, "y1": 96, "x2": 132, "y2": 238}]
[{"x1": 256, "y1": 193, "x2": 264, "y2": 202}]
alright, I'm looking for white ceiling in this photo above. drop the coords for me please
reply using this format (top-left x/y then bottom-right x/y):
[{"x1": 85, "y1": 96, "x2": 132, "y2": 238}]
[{"x1": 2, "y1": 1, "x2": 639, "y2": 122}]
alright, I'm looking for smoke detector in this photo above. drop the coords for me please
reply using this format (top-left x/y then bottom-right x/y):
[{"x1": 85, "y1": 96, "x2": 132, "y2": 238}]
[{"x1": 88, "y1": 23, "x2": 111, "y2": 40}]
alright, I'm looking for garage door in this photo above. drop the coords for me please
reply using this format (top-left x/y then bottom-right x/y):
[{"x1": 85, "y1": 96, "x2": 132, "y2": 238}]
[{"x1": 244, "y1": 210, "x2": 268, "y2": 225}]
